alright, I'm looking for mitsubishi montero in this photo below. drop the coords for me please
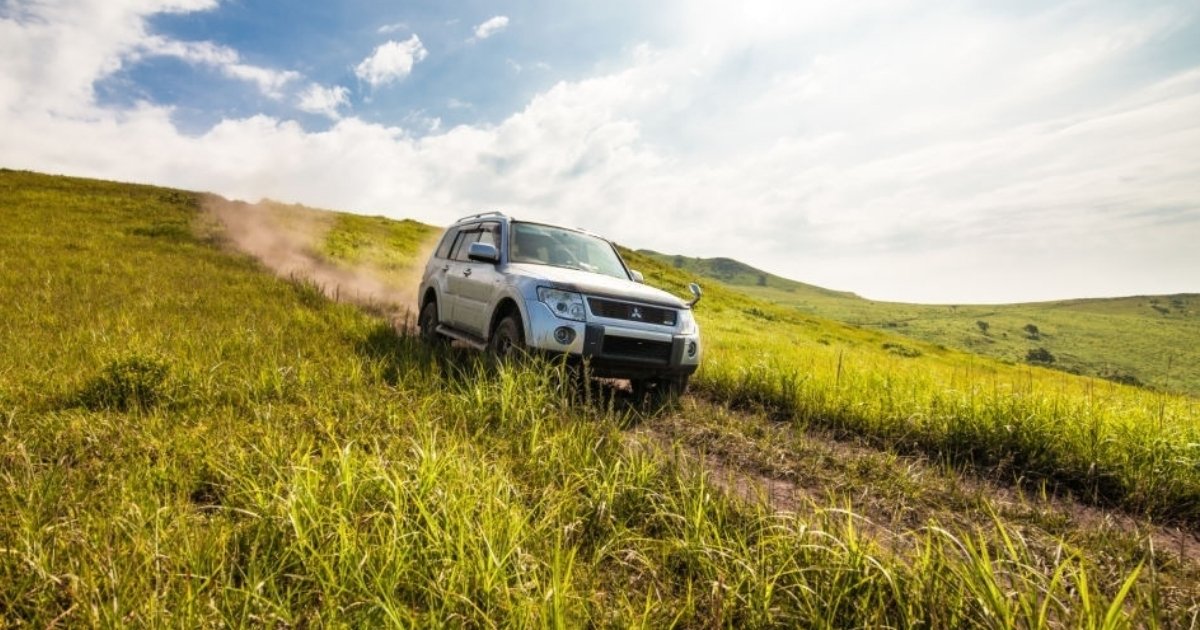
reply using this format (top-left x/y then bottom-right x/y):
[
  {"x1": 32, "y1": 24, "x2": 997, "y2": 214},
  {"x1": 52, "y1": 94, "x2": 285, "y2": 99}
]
[{"x1": 417, "y1": 212, "x2": 702, "y2": 397}]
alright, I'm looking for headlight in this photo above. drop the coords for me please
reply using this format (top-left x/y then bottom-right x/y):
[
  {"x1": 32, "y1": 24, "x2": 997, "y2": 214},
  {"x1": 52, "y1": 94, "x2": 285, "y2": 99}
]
[
  {"x1": 679, "y1": 309, "x2": 698, "y2": 334},
  {"x1": 537, "y1": 287, "x2": 586, "y2": 321}
]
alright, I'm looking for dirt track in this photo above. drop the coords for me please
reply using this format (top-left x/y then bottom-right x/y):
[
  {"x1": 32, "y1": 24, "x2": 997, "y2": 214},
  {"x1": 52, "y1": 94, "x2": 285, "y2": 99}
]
[{"x1": 634, "y1": 393, "x2": 1200, "y2": 565}]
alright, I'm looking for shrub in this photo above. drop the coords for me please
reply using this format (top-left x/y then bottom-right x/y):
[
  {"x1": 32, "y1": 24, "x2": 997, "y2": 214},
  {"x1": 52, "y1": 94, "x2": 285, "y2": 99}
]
[
  {"x1": 1025, "y1": 347, "x2": 1055, "y2": 364},
  {"x1": 975, "y1": 320, "x2": 989, "y2": 334},
  {"x1": 1101, "y1": 371, "x2": 1144, "y2": 387},
  {"x1": 742, "y1": 307, "x2": 778, "y2": 322},
  {"x1": 127, "y1": 222, "x2": 194, "y2": 242},
  {"x1": 1023, "y1": 323, "x2": 1040, "y2": 339},
  {"x1": 80, "y1": 353, "x2": 171, "y2": 411},
  {"x1": 882, "y1": 342, "x2": 922, "y2": 358}
]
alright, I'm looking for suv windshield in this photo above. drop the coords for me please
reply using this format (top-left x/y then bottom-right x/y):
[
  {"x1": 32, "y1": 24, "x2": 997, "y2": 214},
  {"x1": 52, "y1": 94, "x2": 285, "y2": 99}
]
[{"x1": 509, "y1": 222, "x2": 630, "y2": 280}]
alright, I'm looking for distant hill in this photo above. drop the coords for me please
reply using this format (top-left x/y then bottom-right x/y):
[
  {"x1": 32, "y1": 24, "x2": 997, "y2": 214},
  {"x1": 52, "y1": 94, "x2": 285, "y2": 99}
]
[
  {"x1": 636, "y1": 250, "x2": 1200, "y2": 396},
  {"x1": 637, "y1": 249, "x2": 859, "y2": 299}
]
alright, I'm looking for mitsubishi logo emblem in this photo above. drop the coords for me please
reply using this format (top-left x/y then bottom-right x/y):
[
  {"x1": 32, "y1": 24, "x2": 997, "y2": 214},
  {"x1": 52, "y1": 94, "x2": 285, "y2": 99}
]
[{"x1": 630, "y1": 307, "x2": 643, "y2": 320}]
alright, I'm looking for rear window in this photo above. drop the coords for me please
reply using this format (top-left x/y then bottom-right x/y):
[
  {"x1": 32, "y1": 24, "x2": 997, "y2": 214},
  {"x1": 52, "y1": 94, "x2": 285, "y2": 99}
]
[{"x1": 434, "y1": 228, "x2": 459, "y2": 259}]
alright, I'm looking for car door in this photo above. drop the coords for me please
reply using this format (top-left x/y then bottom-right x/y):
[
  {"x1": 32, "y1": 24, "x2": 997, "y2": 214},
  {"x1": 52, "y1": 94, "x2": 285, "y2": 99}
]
[
  {"x1": 425, "y1": 227, "x2": 460, "y2": 323},
  {"x1": 444, "y1": 227, "x2": 481, "y2": 329},
  {"x1": 454, "y1": 222, "x2": 502, "y2": 337}
]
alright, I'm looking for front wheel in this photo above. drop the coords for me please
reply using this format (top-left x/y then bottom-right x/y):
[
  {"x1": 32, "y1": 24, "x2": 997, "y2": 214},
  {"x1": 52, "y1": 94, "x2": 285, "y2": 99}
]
[
  {"x1": 631, "y1": 374, "x2": 689, "y2": 409},
  {"x1": 489, "y1": 314, "x2": 525, "y2": 360},
  {"x1": 418, "y1": 300, "x2": 447, "y2": 345}
]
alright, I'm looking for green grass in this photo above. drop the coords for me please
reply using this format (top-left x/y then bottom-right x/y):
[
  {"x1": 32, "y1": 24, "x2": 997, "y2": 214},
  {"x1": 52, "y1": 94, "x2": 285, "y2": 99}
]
[
  {"x1": 323, "y1": 212, "x2": 440, "y2": 271},
  {"x1": 639, "y1": 250, "x2": 1200, "y2": 396},
  {"x1": 621, "y1": 248, "x2": 1200, "y2": 527},
  {"x1": 1, "y1": 170, "x2": 1196, "y2": 625}
]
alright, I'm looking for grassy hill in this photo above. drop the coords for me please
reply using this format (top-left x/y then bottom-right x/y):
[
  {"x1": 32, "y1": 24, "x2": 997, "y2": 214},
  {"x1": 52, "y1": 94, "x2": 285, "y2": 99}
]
[
  {"x1": 639, "y1": 250, "x2": 1200, "y2": 396},
  {"x1": 2, "y1": 170, "x2": 1198, "y2": 625},
  {"x1": 637, "y1": 250, "x2": 859, "y2": 299}
]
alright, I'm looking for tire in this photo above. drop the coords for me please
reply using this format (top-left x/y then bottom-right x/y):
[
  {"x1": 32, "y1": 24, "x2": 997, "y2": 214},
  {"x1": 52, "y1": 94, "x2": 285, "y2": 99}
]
[
  {"x1": 489, "y1": 313, "x2": 525, "y2": 360},
  {"x1": 418, "y1": 300, "x2": 447, "y2": 345},
  {"x1": 631, "y1": 374, "x2": 689, "y2": 409},
  {"x1": 663, "y1": 374, "x2": 690, "y2": 399}
]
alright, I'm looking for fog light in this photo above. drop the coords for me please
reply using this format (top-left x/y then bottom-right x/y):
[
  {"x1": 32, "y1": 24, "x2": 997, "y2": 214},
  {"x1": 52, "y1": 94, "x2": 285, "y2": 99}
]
[
  {"x1": 554, "y1": 326, "x2": 576, "y2": 345},
  {"x1": 687, "y1": 340, "x2": 697, "y2": 357}
]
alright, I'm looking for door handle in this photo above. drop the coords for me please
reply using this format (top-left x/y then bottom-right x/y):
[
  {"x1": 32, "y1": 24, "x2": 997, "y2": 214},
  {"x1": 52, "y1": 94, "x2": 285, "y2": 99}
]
[
  {"x1": 441, "y1": 265, "x2": 449, "y2": 272},
  {"x1": 463, "y1": 268, "x2": 472, "y2": 277}
]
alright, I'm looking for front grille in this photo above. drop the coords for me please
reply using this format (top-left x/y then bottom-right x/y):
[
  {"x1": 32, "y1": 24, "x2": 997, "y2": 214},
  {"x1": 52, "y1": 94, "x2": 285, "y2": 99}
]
[
  {"x1": 601, "y1": 336, "x2": 672, "y2": 364},
  {"x1": 588, "y1": 298, "x2": 677, "y2": 326}
]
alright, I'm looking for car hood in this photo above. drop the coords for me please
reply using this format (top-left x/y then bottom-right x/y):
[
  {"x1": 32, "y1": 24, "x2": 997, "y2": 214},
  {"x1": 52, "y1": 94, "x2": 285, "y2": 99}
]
[{"x1": 507, "y1": 263, "x2": 686, "y2": 308}]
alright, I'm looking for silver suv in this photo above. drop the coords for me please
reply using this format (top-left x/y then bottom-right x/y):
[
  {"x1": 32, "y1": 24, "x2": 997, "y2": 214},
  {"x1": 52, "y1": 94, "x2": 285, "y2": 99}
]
[{"x1": 417, "y1": 212, "x2": 702, "y2": 396}]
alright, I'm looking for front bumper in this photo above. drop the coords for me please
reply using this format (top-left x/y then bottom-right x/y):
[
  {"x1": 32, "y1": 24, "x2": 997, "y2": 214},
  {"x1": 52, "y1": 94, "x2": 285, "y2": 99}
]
[{"x1": 525, "y1": 299, "x2": 701, "y2": 378}]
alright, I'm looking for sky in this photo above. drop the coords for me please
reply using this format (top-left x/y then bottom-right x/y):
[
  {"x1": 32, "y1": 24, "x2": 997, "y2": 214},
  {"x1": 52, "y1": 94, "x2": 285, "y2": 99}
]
[{"x1": 2, "y1": 0, "x2": 1198, "y2": 304}]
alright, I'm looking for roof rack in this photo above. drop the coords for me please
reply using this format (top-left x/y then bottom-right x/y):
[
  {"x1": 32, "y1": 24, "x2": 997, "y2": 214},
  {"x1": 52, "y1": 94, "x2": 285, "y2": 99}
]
[{"x1": 454, "y1": 210, "x2": 507, "y2": 223}]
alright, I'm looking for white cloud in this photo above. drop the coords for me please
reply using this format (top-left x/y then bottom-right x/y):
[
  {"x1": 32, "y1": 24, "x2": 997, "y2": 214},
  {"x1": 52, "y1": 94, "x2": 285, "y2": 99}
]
[
  {"x1": 2, "y1": 0, "x2": 1198, "y2": 303},
  {"x1": 0, "y1": 0, "x2": 220, "y2": 115},
  {"x1": 138, "y1": 36, "x2": 235, "y2": 66},
  {"x1": 0, "y1": 0, "x2": 298, "y2": 106},
  {"x1": 354, "y1": 36, "x2": 427, "y2": 88},
  {"x1": 297, "y1": 83, "x2": 350, "y2": 119},
  {"x1": 472, "y1": 15, "x2": 509, "y2": 41},
  {"x1": 138, "y1": 36, "x2": 300, "y2": 98},
  {"x1": 377, "y1": 22, "x2": 408, "y2": 35},
  {"x1": 222, "y1": 64, "x2": 301, "y2": 99}
]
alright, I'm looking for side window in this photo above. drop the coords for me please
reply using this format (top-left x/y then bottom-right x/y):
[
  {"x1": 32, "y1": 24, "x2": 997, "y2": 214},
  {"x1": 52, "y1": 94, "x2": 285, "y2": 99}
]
[
  {"x1": 434, "y1": 228, "x2": 459, "y2": 259},
  {"x1": 476, "y1": 222, "x2": 500, "y2": 248},
  {"x1": 450, "y1": 229, "x2": 481, "y2": 262}
]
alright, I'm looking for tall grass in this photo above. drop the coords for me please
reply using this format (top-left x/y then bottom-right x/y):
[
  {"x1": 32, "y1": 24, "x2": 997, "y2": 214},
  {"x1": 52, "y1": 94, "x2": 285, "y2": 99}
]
[
  {"x1": 695, "y1": 329, "x2": 1200, "y2": 524},
  {"x1": 0, "y1": 337, "x2": 1181, "y2": 626},
  {"x1": 620, "y1": 249, "x2": 1200, "y2": 526},
  {"x1": 0, "y1": 170, "x2": 1193, "y2": 625}
]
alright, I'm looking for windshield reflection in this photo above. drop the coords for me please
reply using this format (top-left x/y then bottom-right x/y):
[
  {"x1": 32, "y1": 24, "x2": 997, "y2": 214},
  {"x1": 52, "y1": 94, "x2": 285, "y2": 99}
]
[{"x1": 509, "y1": 222, "x2": 629, "y2": 280}]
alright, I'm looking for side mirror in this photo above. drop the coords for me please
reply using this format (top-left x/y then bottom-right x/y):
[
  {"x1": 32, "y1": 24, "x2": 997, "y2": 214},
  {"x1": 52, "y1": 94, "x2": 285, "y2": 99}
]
[
  {"x1": 630, "y1": 270, "x2": 644, "y2": 283},
  {"x1": 467, "y1": 242, "x2": 500, "y2": 264},
  {"x1": 688, "y1": 283, "x2": 703, "y2": 308}
]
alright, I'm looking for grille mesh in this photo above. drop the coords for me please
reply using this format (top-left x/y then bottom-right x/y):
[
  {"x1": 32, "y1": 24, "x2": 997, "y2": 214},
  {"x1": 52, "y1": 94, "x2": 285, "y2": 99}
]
[
  {"x1": 588, "y1": 298, "x2": 677, "y2": 326},
  {"x1": 601, "y1": 336, "x2": 672, "y2": 363}
]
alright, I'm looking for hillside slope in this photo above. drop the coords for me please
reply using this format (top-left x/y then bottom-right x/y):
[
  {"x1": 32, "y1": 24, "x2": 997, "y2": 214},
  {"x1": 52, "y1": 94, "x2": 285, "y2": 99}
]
[
  {"x1": 638, "y1": 249, "x2": 859, "y2": 299},
  {"x1": 2, "y1": 170, "x2": 1197, "y2": 625},
  {"x1": 638, "y1": 249, "x2": 1200, "y2": 396}
]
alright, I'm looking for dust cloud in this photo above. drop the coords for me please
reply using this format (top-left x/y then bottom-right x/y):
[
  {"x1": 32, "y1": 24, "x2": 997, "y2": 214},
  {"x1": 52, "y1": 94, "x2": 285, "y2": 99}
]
[{"x1": 201, "y1": 194, "x2": 441, "y2": 331}]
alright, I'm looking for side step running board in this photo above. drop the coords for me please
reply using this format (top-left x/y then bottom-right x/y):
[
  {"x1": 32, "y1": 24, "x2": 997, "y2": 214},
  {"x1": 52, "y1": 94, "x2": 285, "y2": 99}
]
[{"x1": 436, "y1": 325, "x2": 488, "y2": 350}]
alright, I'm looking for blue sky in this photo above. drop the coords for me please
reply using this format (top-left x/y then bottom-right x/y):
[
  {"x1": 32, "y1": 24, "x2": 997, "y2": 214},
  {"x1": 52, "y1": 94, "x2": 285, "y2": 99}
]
[
  {"x1": 2, "y1": 0, "x2": 1199, "y2": 302},
  {"x1": 98, "y1": 0, "x2": 673, "y2": 131}
]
